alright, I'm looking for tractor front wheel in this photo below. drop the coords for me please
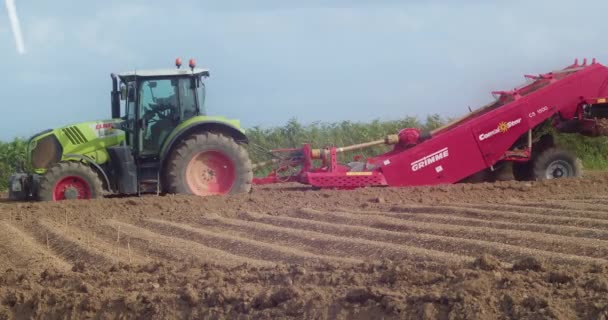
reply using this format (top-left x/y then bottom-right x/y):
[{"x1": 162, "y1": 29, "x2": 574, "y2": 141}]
[
  {"x1": 164, "y1": 133, "x2": 253, "y2": 196},
  {"x1": 532, "y1": 148, "x2": 583, "y2": 180},
  {"x1": 38, "y1": 162, "x2": 104, "y2": 201}
]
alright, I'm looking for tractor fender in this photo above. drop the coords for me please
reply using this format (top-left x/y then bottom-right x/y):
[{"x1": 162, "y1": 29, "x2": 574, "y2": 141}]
[
  {"x1": 159, "y1": 120, "x2": 248, "y2": 166},
  {"x1": 64, "y1": 153, "x2": 113, "y2": 193}
]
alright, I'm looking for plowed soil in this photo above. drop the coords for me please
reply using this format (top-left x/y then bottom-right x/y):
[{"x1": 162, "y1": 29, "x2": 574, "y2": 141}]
[{"x1": 2, "y1": 174, "x2": 608, "y2": 319}]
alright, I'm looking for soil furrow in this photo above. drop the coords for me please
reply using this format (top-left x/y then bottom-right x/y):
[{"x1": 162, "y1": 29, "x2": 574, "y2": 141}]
[
  {"x1": 344, "y1": 207, "x2": 608, "y2": 241},
  {"x1": 0, "y1": 222, "x2": 71, "y2": 272},
  {"x1": 140, "y1": 218, "x2": 361, "y2": 265},
  {"x1": 161, "y1": 215, "x2": 470, "y2": 265},
  {"x1": 568, "y1": 198, "x2": 608, "y2": 205},
  {"x1": 390, "y1": 205, "x2": 608, "y2": 230},
  {"x1": 24, "y1": 219, "x2": 121, "y2": 267},
  {"x1": 105, "y1": 220, "x2": 273, "y2": 267},
  {"x1": 457, "y1": 202, "x2": 608, "y2": 219},
  {"x1": 247, "y1": 208, "x2": 607, "y2": 266},
  {"x1": 299, "y1": 208, "x2": 608, "y2": 259},
  {"x1": 548, "y1": 199, "x2": 608, "y2": 208}
]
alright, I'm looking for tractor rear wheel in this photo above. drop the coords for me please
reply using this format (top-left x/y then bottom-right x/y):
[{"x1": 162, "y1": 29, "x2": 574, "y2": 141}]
[
  {"x1": 532, "y1": 148, "x2": 583, "y2": 180},
  {"x1": 38, "y1": 162, "x2": 104, "y2": 201},
  {"x1": 164, "y1": 132, "x2": 253, "y2": 196}
]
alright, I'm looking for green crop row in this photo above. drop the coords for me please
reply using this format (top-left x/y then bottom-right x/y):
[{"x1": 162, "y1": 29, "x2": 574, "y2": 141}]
[{"x1": 0, "y1": 138, "x2": 28, "y2": 190}]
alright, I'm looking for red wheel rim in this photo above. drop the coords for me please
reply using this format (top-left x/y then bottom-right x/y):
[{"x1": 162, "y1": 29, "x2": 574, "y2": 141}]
[
  {"x1": 186, "y1": 151, "x2": 236, "y2": 196},
  {"x1": 53, "y1": 176, "x2": 91, "y2": 201}
]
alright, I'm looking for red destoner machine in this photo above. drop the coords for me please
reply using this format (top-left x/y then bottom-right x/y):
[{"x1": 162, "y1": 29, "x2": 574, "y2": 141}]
[{"x1": 253, "y1": 58, "x2": 608, "y2": 188}]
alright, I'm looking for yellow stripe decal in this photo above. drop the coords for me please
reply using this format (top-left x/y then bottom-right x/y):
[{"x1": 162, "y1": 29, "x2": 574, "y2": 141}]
[{"x1": 346, "y1": 172, "x2": 373, "y2": 176}]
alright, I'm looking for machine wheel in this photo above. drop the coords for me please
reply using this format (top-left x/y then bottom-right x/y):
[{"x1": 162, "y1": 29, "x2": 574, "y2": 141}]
[
  {"x1": 513, "y1": 134, "x2": 555, "y2": 181},
  {"x1": 532, "y1": 148, "x2": 583, "y2": 180},
  {"x1": 512, "y1": 162, "x2": 533, "y2": 181},
  {"x1": 38, "y1": 162, "x2": 104, "y2": 201},
  {"x1": 164, "y1": 132, "x2": 253, "y2": 196}
]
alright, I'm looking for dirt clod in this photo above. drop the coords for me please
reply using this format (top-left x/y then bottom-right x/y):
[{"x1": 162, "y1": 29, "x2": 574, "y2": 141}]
[
  {"x1": 548, "y1": 271, "x2": 574, "y2": 284},
  {"x1": 585, "y1": 277, "x2": 608, "y2": 292},
  {"x1": 472, "y1": 254, "x2": 501, "y2": 271},
  {"x1": 521, "y1": 296, "x2": 549, "y2": 311},
  {"x1": 345, "y1": 288, "x2": 378, "y2": 304},
  {"x1": 371, "y1": 197, "x2": 385, "y2": 204},
  {"x1": 270, "y1": 286, "x2": 300, "y2": 306},
  {"x1": 72, "y1": 261, "x2": 86, "y2": 273},
  {"x1": 140, "y1": 262, "x2": 162, "y2": 274},
  {"x1": 513, "y1": 257, "x2": 544, "y2": 272},
  {"x1": 179, "y1": 284, "x2": 199, "y2": 307}
]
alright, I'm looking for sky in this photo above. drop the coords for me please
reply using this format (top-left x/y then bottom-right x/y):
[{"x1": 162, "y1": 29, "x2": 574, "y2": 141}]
[{"x1": 1, "y1": 0, "x2": 608, "y2": 140}]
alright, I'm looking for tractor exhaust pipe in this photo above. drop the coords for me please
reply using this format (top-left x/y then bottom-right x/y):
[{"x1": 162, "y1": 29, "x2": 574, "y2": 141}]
[{"x1": 111, "y1": 73, "x2": 120, "y2": 119}]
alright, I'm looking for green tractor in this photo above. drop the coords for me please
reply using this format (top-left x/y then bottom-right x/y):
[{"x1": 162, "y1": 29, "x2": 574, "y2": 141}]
[{"x1": 9, "y1": 59, "x2": 253, "y2": 201}]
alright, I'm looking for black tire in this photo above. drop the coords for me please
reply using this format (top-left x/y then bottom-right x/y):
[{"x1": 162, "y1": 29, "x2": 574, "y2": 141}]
[
  {"x1": 512, "y1": 162, "x2": 533, "y2": 181},
  {"x1": 164, "y1": 132, "x2": 253, "y2": 196},
  {"x1": 532, "y1": 148, "x2": 583, "y2": 181},
  {"x1": 38, "y1": 162, "x2": 104, "y2": 201},
  {"x1": 513, "y1": 134, "x2": 555, "y2": 181}
]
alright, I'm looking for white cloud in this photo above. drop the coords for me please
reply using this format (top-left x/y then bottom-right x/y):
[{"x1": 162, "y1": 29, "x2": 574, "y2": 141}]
[{"x1": 20, "y1": 3, "x2": 157, "y2": 60}]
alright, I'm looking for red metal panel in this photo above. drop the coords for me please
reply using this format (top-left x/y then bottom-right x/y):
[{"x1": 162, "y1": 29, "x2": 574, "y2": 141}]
[
  {"x1": 377, "y1": 124, "x2": 487, "y2": 186},
  {"x1": 472, "y1": 104, "x2": 527, "y2": 166}
]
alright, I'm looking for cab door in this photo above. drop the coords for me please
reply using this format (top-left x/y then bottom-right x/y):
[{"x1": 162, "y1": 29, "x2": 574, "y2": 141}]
[
  {"x1": 124, "y1": 83, "x2": 138, "y2": 149},
  {"x1": 138, "y1": 79, "x2": 181, "y2": 156}
]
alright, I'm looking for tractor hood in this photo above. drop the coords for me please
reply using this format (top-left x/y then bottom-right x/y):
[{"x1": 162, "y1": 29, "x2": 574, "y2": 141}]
[{"x1": 28, "y1": 119, "x2": 125, "y2": 173}]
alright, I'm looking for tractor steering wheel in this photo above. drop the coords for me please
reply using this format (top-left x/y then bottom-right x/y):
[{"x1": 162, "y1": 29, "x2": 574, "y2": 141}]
[{"x1": 145, "y1": 103, "x2": 173, "y2": 121}]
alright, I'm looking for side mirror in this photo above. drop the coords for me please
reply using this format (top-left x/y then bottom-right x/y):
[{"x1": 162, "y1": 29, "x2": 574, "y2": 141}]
[
  {"x1": 128, "y1": 89, "x2": 135, "y2": 101},
  {"x1": 120, "y1": 85, "x2": 127, "y2": 100}
]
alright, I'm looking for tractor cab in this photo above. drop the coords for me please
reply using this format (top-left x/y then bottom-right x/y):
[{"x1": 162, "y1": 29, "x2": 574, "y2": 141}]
[{"x1": 111, "y1": 59, "x2": 209, "y2": 156}]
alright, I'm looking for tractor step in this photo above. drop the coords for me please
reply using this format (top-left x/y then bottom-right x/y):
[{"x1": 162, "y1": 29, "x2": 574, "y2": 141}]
[
  {"x1": 138, "y1": 170, "x2": 161, "y2": 195},
  {"x1": 138, "y1": 179, "x2": 160, "y2": 195},
  {"x1": 138, "y1": 162, "x2": 160, "y2": 169}
]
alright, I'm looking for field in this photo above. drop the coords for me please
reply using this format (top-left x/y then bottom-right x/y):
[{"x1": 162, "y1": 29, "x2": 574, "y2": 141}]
[{"x1": 0, "y1": 174, "x2": 607, "y2": 319}]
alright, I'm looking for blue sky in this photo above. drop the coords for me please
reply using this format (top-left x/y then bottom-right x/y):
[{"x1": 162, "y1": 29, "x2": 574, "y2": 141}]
[{"x1": 1, "y1": 0, "x2": 607, "y2": 140}]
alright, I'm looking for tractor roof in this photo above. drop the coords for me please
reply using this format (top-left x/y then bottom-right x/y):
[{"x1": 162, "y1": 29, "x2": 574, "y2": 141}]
[{"x1": 117, "y1": 68, "x2": 210, "y2": 81}]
